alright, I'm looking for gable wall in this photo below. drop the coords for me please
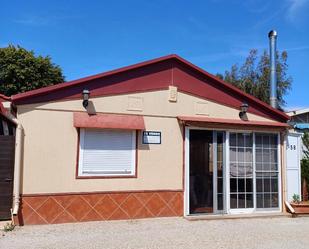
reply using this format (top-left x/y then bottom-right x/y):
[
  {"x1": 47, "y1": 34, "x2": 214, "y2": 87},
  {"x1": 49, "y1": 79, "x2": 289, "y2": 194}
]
[{"x1": 14, "y1": 58, "x2": 288, "y2": 123}]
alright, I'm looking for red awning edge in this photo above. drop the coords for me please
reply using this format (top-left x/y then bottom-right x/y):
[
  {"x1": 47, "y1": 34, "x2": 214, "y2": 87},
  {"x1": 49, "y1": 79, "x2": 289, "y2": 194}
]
[
  {"x1": 177, "y1": 116, "x2": 290, "y2": 128},
  {"x1": 74, "y1": 112, "x2": 145, "y2": 130}
]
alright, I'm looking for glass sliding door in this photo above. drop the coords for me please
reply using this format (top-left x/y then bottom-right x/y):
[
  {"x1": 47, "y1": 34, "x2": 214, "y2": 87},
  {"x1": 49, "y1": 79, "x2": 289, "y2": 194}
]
[
  {"x1": 228, "y1": 132, "x2": 280, "y2": 213},
  {"x1": 229, "y1": 133, "x2": 254, "y2": 210},
  {"x1": 187, "y1": 129, "x2": 280, "y2": 215},
  {"x1": 255, "y1": 133, "x2": 279, "y2": 209}
]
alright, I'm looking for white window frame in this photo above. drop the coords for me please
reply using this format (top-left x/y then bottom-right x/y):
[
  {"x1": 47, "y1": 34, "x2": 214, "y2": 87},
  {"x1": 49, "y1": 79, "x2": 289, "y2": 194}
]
[{"x1": 78, "y1": 129, "x2": 136, "y2": 177}]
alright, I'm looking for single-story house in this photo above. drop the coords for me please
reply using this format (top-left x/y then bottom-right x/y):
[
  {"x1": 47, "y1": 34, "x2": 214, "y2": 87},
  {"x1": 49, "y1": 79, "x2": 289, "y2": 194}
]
[{"x1": 2, "y1": 54, "x2": 294, "y2": 225}]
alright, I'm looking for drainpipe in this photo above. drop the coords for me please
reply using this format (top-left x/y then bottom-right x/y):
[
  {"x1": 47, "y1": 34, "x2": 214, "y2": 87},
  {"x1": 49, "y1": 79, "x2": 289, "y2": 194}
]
[
  {"x1": 11, "y1": 118, "x2": 23, "y2": 217},
  {"x1": 268, "y1": 30, "x2": 278, "y2": 109},
  {"x1": 1, "y1": 101, "x2": 23, "y2": 222}
]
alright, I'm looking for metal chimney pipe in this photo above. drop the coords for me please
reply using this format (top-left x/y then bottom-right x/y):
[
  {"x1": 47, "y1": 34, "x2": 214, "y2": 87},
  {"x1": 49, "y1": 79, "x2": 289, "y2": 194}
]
[{"x1": 268, "y1": 30, "x2": 278, "y2": 108}]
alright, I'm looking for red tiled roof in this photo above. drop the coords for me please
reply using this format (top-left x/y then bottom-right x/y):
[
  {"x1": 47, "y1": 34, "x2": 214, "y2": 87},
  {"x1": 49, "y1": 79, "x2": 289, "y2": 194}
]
[{"x1": 0, "y1": 94, "x2": 10, "y2": 102}]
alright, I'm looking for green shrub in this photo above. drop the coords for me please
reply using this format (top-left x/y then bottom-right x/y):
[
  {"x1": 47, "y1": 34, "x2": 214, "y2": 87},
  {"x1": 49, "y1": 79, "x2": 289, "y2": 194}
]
[
  {"x1": 3, "y1": 222, "x2": 15, "y2": 232},
  {"x1": 292, "y1": 194, "x2": 301, "y2": 204}
]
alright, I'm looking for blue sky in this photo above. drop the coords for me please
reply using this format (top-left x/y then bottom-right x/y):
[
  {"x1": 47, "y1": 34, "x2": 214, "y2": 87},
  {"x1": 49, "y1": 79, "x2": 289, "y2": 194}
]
[{"x1": 1, "y1": 0, "x2": 309, "y2": 110}]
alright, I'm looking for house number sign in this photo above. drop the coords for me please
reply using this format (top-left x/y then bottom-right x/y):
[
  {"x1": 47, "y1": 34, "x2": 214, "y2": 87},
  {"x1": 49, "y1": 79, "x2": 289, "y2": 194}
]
[
  {"x1": 142, "y1": 131, "x2": 161, "y2": 144},
  {"x1": 287, "y1": 144, "x2": 297, "y2": 150}
]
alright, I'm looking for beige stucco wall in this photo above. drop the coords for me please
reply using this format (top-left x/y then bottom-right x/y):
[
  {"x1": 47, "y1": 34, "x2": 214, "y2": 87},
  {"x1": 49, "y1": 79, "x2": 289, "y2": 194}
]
[
  {"x1": 17, "y1": 90, "x2": 278, "y2": 194},
  {"x1": 17, "y1": 90, "x2": 276, "y2": 122}
]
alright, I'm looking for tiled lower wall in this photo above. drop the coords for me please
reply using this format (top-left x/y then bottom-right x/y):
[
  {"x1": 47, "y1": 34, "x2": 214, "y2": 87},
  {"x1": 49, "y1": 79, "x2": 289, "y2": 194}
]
[{"x1": 18, "y1": 190, "x2": 183, "y2": 225}]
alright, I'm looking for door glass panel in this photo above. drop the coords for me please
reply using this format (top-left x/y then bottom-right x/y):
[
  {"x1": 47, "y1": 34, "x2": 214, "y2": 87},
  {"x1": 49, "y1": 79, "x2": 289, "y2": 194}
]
[
  {"x1": 230, "y1": 194, "x2": 237, "y2": 208},
  {"x1": 255, "y1": 133, "x2": 279, "y2": 209},
  {"x1": 189, "y1": 130, "x2": 213, "y2": 214},
  {"x1": 217, "y1": 132, "x2": 224, "y2": 211},
  {"x1": 229, "y1": 133, "x2": 253, "y2": 209},
  {"x1": 189, "y1": 130, "x2": 226, "y2": 215}
]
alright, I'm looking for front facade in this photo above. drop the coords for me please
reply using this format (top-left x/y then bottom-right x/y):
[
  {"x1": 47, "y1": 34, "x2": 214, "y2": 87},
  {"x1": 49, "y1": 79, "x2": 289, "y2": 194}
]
[{"x1": 7, "y1": 55, "x2": 291, "y2": 225}]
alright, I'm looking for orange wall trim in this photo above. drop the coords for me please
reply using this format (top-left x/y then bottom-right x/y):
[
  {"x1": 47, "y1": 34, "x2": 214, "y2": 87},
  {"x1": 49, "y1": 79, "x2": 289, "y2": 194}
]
[{"x1": 18, "y1": 190, "x2": 183, "y2": 225}]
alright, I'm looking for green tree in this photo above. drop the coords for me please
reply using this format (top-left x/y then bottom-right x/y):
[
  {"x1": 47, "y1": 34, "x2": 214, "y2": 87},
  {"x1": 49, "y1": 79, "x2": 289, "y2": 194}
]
[
  {"x1": 302, "y1": 132, "x2": 309, "y2": 159},
  {"x1": 216, "y1": 49, "x2": 292, "y2": 109},
  {"x1": 0, "y1": 45, "x2": 65, "y2": 96},
  {"x1": 301, "y1": 132, "x2": 309, "y2": 199}
]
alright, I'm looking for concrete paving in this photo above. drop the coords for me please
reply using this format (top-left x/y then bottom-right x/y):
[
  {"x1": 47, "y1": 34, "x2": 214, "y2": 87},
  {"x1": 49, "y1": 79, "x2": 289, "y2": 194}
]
[{"x1": 1, "y1": 216, "x2": 309, "y2": 249}]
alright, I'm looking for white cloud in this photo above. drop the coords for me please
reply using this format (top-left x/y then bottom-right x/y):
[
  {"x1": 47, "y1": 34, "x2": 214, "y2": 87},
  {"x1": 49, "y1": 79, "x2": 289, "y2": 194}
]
[
  {"x1": 287, "y1": 0, "x2": 309, "y2": 23},
  {"x1": 14, "y1": 16, "x2": 50, "y2": 26},
  {"x1": 285, "y1": 106, "x2": 308, "y2": 112},
  {"x1": 13, "y1": 14, "x2": 80, "y2": 27},
  {"x1": 285, "y1": 45, "x2": 309, "y2": 52}
]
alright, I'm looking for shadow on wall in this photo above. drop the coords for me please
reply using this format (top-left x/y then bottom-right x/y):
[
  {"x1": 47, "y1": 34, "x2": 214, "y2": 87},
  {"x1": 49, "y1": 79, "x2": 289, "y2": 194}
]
[{"x1": 86, "y1": 101, "x2": 96, "y2": 115}]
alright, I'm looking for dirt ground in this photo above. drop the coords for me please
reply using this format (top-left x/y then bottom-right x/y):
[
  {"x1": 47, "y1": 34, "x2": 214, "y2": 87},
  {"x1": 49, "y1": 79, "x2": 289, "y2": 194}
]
[{"x1": 1, "y1": 216, "x2": 309, "y2": 249}]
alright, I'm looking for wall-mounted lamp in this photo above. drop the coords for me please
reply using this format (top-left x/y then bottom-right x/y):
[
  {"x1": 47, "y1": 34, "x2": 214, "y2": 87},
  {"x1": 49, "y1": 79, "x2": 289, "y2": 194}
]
[
  {"x1": 82, "y1": 89, "x2": 90, "y2": 109},
  {"x1": 239, "y1": 102, "x2": 249, "y2": 121}
]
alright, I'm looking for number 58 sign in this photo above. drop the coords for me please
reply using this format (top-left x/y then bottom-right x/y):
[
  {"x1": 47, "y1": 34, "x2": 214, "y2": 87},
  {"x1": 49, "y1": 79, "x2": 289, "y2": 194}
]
[{"x1": 287, "y1": 144, "x2": 296, "y2": 150}]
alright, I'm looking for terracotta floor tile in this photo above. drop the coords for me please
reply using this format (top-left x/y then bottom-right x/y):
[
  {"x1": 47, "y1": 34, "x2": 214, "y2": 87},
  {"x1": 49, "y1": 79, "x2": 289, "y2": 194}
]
[
  {"x1": 82, "y1": 194, "x2": 103, "y2": 207},
  {"x1": 94, "y1": 195, "x2": 118, "y2": 219},
  {"x1": 169, "y1": 194, "x2": 183, "y2": 216},
  {"x1": 37, "y1": 198, "x2": 64, "y2": 224},
  {"x1": 158, "y1": 192, "x2": 177, "y2": 204},
  {"x1": 81, "y1": 209, "x2": 103, "y2": 222},
  {"x1": 134, "y1": 192, "x2": 154, "y2": 204},
  {"x1": 52, "y1": 211, "x2": 76, "y2": 224},
  {"x1": 145, "y1": 194, "x2": 166, "y2": 216},
  {"x1": 53, "y1": 195, "x2": 76, "y2": 209},
  {"x1": 20, "y1": 201, "x2": 34, "y2": 220},
  {"x1": 158, "y1": 206, "x2": 176, "y2": 217},
  {"x1": 110, "y1": 193, "x2": 129, "y2": 206},
  {"x1": 120, "y1": 195, "x2": 143, "y2": 218},
  {"x1": 66, "y1": 196, "x2": 92, "y2": 221},
  {"x1": 133, "y1": 206, "x2": 154, "y2": 219},
  {"x1": 24, "y1": 196, "x2": 48, "y2": 210},
  {"x1": 24, "y1": 212, "x2": 47, "y2": 225},
  {"x1": 108, "y1": 208, "x2": 129, "y2": 220}
]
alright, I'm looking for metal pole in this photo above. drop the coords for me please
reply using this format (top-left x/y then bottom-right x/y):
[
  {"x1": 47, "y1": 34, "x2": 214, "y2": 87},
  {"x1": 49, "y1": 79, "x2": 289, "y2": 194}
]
[{"x1": 269, "y1": 30, "x2": 278, "y2": 108}]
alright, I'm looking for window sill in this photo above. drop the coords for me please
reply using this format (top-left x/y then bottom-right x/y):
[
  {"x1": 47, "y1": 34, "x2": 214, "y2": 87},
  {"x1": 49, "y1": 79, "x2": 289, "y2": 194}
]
[{"x1": 76, "y1": 174, "x2": 137, "y2": 179}]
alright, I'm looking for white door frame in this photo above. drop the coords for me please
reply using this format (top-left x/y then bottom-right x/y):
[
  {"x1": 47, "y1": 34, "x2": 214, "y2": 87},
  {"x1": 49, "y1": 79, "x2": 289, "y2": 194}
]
[
  {"x1": 184, "y1": 126, "x2": 227, "y2": 216},
  {"x1": 184, "y1": 127, "x2": 190, "y2": 216}
]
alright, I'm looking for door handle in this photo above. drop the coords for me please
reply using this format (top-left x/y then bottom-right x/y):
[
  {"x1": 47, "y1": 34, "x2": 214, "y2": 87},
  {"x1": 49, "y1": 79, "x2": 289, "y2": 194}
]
[{"x1": 4, "y1": 178, "x2": 12, "y2": 182}]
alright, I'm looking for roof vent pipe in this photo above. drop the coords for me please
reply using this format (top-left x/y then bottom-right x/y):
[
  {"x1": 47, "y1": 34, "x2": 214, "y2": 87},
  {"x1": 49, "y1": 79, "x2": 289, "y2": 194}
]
[{"x1": 268, "y1": 30, "x2": 278, "y2": 109}]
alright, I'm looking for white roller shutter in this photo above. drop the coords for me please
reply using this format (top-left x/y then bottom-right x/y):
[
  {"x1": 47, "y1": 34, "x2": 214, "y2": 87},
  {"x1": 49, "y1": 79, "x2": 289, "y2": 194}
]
[{"x1": 78, "y1": 129, "x2": 136, "y2": 176}]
